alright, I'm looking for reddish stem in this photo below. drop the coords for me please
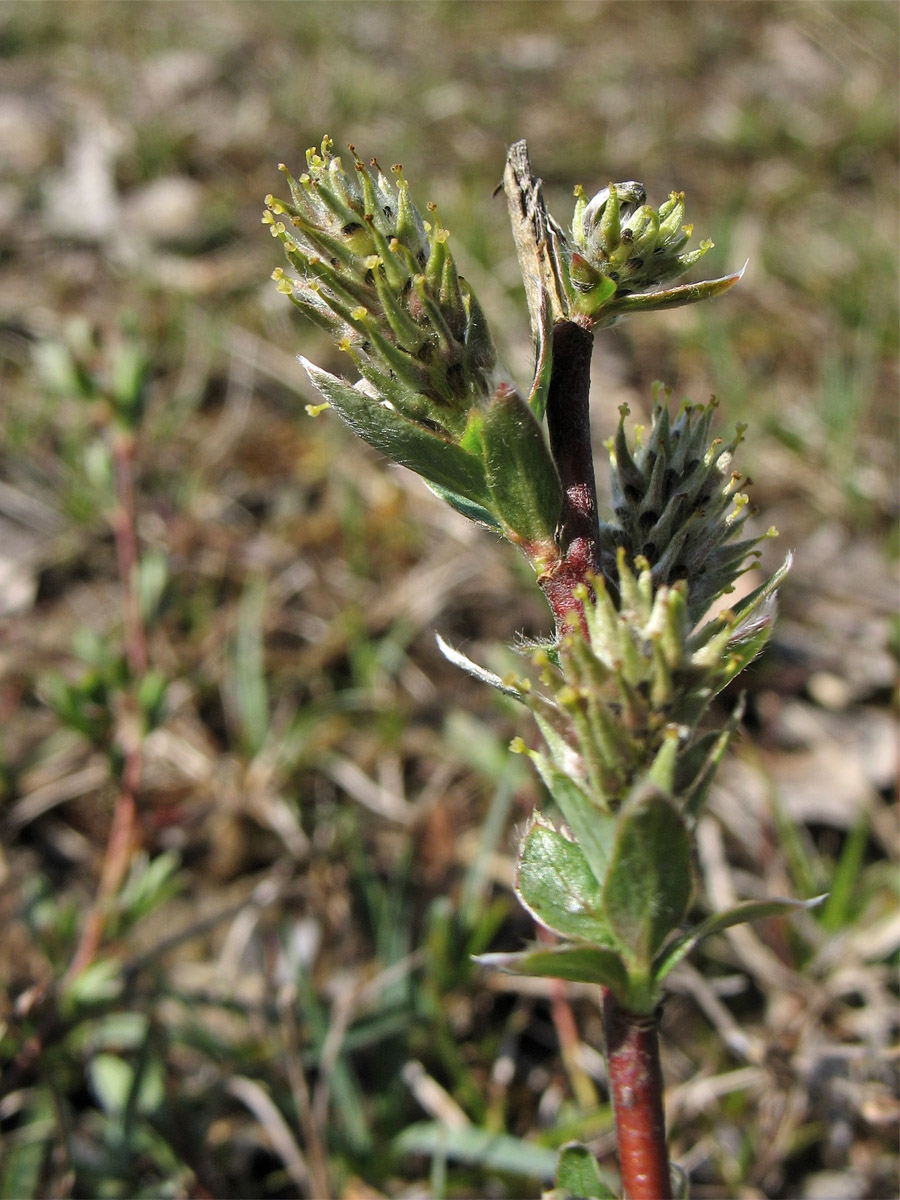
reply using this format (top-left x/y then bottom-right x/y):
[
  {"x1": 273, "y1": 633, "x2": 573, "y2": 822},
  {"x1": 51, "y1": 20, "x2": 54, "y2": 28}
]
[
  {"x1": 67, "y1": 426, "x2": 145, "y2": 981},
  {"x1": 66, "y1": 789, "x2": 138, "y2": 981},
  {"x1": 602, "y1": 988, "x2": 672, "y2": 1200}
]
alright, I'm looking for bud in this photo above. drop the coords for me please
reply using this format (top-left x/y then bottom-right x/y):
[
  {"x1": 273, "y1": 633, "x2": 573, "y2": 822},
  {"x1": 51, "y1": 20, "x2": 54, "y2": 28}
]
[
  {"x1": 598, "y1": 392, "x2": 778, "y2": 623},
  {"x1": 267, "y1": 137, "x2": 564, "y2": 568},
  {"x1": 567, "y1": 181, "x2": 743, "y2": 324},
  {"x1": 264, "y1": 136, "x2": 498, "y2": 441}
]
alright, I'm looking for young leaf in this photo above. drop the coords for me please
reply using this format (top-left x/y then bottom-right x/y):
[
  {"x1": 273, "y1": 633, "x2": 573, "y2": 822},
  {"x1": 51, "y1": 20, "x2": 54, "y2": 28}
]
[
  {"x1": 553, "y1": 1141, "x2": 618, "y2": 1200},
  {"x1": 302, "y1": 359, "x2": 493, "y2": 509},
  {"x1": 396, "y1": 1121, "x2": 558, "y2": 1182},
  {"x1": 482, "y1": 385, "x2": 563, "y2": 545},
  {"x1": 606, "y1": 262, "x2": 746, "y2": 319},
  {"x1": 435, "y1": 633, "x2": 526, "y2": 699},
  {"x1": 526, "y1": 742, "x2": 617, "y2": 888},
  {"x1": 651, "y1": 893, "x2": 828, "y2": 983},
  {"x1": 602, "y1": 786, "x2": 692, "y2": 967},
  {"x1": 516, "y1": 818, "x2": 616, "y2": 944},
  {"x1": 425, "y1": 480, "x2": 500, "y2": 529},
  {"x1": 476, "y1": 943, "x2": 628, "y2": 993}
]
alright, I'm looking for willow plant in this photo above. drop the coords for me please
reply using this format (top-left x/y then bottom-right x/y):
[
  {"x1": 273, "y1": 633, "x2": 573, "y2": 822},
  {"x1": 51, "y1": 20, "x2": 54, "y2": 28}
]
[{"x1": 264, "y1": 137, "x2": 821, "y2": 1200}]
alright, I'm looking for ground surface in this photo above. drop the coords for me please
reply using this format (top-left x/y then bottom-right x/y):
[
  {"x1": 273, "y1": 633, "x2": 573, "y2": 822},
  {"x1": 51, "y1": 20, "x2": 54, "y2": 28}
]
[{"x1": 0, "y1": 3, "x2": 897, "y2": 1198}]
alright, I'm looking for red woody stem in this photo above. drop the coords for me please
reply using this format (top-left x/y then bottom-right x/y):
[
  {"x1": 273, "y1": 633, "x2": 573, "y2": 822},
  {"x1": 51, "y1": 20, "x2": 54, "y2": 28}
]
[{"x1": 602, "y1": 989, "x2": 672, "y2": 1200}]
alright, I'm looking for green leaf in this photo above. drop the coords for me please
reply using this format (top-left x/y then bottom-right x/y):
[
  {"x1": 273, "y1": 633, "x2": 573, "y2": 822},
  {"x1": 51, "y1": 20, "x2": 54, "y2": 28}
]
[
  {"x1": 482, "y1": 385, "x2": 562, "y2": 544},
  {"x1": 137, "y1": 549, "x2": 169, "y2": 623},
  {"x1": 516, "y1": 817, "x2": 616, "y2": 944},
  {"x1": 425, "y1": 481, "x2": 500, "y2": 528},
  {"x1": 302, "y1": 358, "x2": 493, "y2": 510},
  {"x1": 109, "y1": 337, "x2": 149, "y2": 427},
  {"x1": 553, "y1": 1141, "x2": 618, "y2": 1199},
  {"x1": 821, "y1": 816, "x2": 868, "y2": 932},
  {"x1": 116, "y1": 851, "x2": 181, "y2": 928},
  {"x1": 680, "y1": 698, "x2": 744, "y2": 819},
  {"x1": 605, "y1": 263, "x2": 745, "y2": 319},
  {"x1": 688, "y1": 551, "x2": 792, "y2": 655},
  {"x1": 573, "y1": 272, "x2": 618, "y2": 319},
  {"x1": 525, "y1": 737, "x2": 617, "y2": 889},
  {"x1": 232, "y1": 578, "x2": 270, "y2": 756},
  {"x1": 88, "y1": 1052, "x2": 164, "y2": 1117},
  {"x1": 436, "y1": 634, "x2": 526, "y2": 699},
  {"x1": 62, "y1": 957, "x2": 123, "y2": 1012},
  {"x1": 602, "y1": 786, "x2": 692, "y2": 966},
  {"x1": 395, "y1": 1121, "x2": 558, "y2": 1181},
  {"x1": 652, "y1": 893, "x2": 828, "y2": 983},
  {"x1": 475, "y1": 943, "x2": 628, "y2": 993},
  {"x1": 136, "y1": 669, "x2": 169, "y2": 730},
  {"x1": 0, "y1": 1088, "x2": 54, "y2": 1200}
]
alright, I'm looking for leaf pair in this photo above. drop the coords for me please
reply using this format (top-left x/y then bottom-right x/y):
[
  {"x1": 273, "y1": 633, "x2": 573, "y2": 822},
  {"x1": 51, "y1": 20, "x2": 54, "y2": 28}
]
[{"x1": 480, "y1": 778, "x2": 823, "y2": 1013}]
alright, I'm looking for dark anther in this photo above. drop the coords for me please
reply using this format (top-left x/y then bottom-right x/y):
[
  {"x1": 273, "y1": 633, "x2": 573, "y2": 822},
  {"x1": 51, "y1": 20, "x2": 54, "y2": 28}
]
[{"x1": 446, "y1": 362, "x2": 466, "y2": 396}]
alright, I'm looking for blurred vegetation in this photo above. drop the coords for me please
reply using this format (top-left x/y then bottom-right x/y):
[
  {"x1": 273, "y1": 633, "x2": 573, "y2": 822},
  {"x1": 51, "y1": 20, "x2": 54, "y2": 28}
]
[{"x1": 0, "y1": 3, "x2": 897, "y2": 1198}]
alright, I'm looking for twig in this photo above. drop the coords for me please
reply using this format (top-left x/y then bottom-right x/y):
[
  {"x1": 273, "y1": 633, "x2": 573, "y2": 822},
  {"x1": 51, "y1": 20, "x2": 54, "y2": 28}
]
[
  {"x1": 503, "y1": 139, "x2": 674, "y2": 1197},
  {"x1": 602, "y1": 989, "x2": 672, "y2": 1200}
]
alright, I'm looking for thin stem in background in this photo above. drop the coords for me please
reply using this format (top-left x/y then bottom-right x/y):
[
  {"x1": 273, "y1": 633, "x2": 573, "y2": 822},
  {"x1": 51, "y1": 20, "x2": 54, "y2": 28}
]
[{"x1": 66, "y1": 426, "x2": 145, "y2": 981}]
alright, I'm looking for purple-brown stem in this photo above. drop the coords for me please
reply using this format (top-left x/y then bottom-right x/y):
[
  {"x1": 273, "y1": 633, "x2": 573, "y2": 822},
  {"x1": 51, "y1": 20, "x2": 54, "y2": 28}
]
[
  {"x1": 540, "y1": 319, "x2": 601, "y2": 631},
  {"x1": 539, "y1": 318, "x2": 672, "y2": 1198}
]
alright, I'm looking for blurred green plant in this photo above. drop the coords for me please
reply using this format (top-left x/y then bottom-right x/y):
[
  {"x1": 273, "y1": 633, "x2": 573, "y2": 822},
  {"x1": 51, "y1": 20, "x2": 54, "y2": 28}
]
[{"x1": 268, "y1": 137, "x2": 825, "y2": 1199}]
